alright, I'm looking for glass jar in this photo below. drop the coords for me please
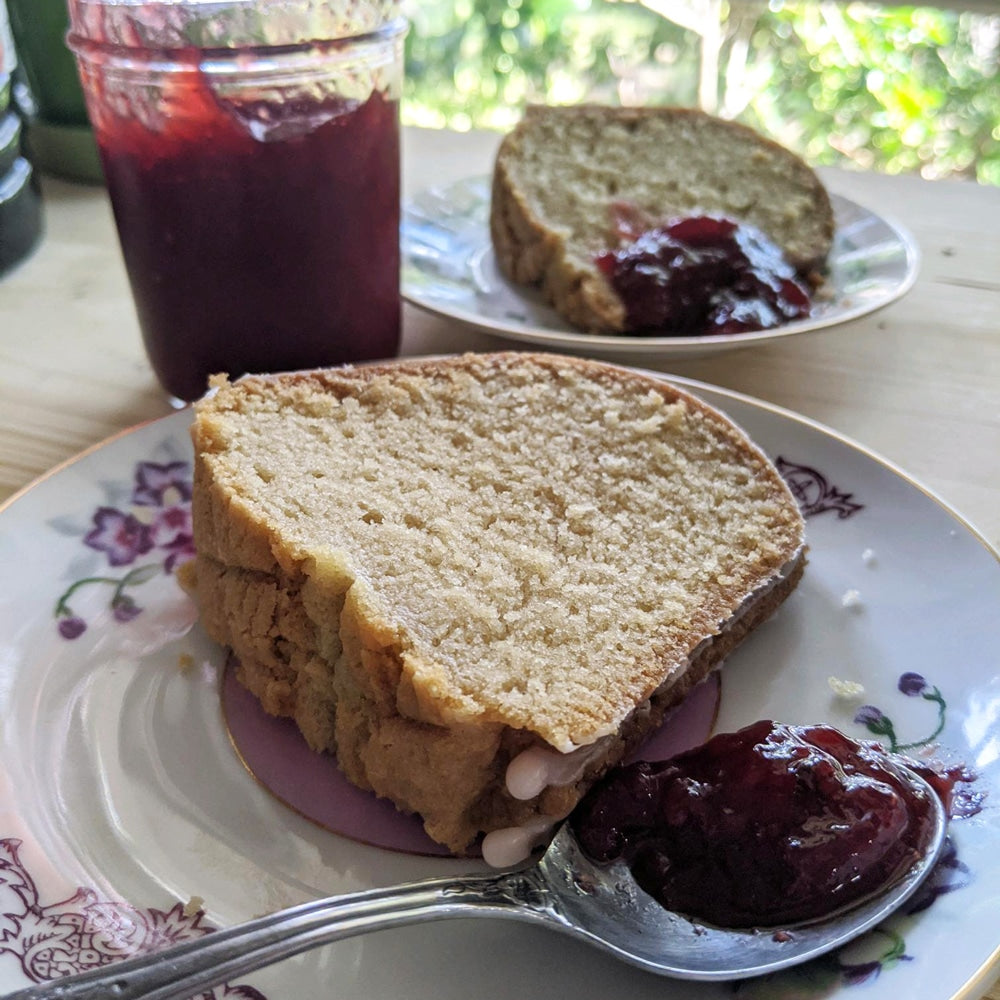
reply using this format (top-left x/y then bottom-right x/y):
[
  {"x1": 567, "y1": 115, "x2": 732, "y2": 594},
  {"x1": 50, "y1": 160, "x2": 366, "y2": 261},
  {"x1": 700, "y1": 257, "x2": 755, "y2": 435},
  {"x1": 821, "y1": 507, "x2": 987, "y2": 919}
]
[{"x1": 67, "y1": 0, "x2": 407, "y2": 402}]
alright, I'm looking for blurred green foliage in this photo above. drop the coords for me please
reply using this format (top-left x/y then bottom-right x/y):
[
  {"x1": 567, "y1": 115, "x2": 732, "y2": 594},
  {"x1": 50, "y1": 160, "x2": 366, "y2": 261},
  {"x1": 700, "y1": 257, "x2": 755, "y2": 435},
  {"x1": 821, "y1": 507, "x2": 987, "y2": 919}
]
[{"x1": 401, "y1": 0, "x2": 1000, "y2": 184}]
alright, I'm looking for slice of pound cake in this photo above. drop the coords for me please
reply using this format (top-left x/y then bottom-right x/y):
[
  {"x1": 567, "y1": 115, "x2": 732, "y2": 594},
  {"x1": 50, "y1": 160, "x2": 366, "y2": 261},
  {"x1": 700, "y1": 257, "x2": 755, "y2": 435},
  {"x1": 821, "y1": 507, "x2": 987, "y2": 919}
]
[
  {"x1": 491, "y1": 104, "x2": 835, "y2": 335},
  {"x1": 184, "y1": 353, "x2": 806, "y2": 856}
]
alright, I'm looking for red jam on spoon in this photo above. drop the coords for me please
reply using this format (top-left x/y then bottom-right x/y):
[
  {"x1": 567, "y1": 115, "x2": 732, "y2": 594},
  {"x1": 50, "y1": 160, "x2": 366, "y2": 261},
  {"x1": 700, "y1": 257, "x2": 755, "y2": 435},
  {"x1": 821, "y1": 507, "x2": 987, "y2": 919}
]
[
  {"x1": 571, "y1": 720, "x2": 945, "y2": 928},
  {"x1": 594, "y1": 215, "x2": 813, "y2": 336}
]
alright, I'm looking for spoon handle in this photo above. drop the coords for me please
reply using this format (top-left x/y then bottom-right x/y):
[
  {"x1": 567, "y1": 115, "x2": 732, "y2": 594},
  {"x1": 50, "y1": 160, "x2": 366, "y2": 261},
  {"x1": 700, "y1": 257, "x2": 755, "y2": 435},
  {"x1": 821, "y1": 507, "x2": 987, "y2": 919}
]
[{"x1": 3, "y1": 870, "x2": 545, "y2": 1000}]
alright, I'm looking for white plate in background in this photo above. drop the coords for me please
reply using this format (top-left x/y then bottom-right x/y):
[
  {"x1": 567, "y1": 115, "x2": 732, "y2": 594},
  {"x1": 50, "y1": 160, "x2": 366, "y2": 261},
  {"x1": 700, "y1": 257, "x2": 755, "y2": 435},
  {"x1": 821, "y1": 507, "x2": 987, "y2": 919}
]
[{"x1": 402, "y1": 177, "x2": 919, "y2": 359}]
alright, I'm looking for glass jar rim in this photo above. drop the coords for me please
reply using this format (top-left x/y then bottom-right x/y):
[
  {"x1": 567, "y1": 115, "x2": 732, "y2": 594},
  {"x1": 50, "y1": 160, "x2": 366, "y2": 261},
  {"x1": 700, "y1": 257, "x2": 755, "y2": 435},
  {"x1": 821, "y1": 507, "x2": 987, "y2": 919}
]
[{"x1": 67, "y1": 0, "x2": 405, "y2": 53}]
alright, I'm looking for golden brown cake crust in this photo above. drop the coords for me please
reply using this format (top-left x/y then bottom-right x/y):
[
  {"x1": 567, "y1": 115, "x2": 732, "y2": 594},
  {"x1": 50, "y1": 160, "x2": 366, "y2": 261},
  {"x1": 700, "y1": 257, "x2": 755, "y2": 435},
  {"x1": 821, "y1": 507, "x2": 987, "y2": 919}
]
[
  {"x1": 194, "y1": 548, "x2": 806, "y2": 852},
  {"x1": 490, "y1": 104, "x2": 835, "y2": 334},
  {"x1": 186, "y1": 352, "x2": 807, "y2": 851}
]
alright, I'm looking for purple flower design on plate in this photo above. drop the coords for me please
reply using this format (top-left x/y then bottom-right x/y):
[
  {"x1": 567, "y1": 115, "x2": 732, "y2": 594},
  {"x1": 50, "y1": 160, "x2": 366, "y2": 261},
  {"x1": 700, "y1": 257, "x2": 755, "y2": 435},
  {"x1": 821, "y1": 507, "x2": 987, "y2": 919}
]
[
  {"x1": 854, "y1": 672, "x2": 946, "y2": 752},
  {"x1": 839, "y1": 960, "x2": 882, "y2": 986},
  {"x1": 132, "y1": 460, "x2": 192, "y2": 507},
  {"x1": 111, "y1": 594, "x2": 143, "y2": 623},
  {"x1": 776, "y1": 457, "x2": 864, "y2": 519},
  {"x1": 84, "y1": 507, "x2": 155, "y2": 566},
  {"x1": 0, "y1": 839, "x2": 266, "y2": 997},
  {"x1": 905, "y1": 836, "x2": 972, "y2": 916},
  {"x1": 57, "y1": 616, "x2": 87, "y2": 640},
  {"x1": 149, "y1": 503, "x2": 195, "y2": 572},
  {"x1": 898, "y1": 672, "x2": 929, "y2": 697},
  {"x1": 853, "y1": 704, "x2": 887, "y2": 728},
  {"x1": 54, "y1": 459, "x2": 195, "y2": 639},
  {"x1": 838, "y1": 929, "x2": 910, "y2": 985}
]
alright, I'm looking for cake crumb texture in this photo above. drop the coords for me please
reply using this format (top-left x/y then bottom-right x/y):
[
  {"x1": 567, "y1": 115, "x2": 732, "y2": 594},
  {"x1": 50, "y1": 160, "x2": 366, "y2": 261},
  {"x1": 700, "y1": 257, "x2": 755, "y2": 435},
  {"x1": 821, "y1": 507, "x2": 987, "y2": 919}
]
[{"x1": 187, "y1": 352, "x2": 805, "y2": 850}]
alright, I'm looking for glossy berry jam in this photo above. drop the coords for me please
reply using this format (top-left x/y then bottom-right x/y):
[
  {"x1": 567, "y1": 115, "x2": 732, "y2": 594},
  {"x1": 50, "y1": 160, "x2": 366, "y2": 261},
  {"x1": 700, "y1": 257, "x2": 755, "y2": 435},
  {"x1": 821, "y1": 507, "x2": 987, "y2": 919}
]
[
  {"x1": 594, "y1": 216, "x2": 812, "y2": 336},
  {"x1": 572, "y1": 720, "x2": 942, "y2": 928},
  {"x1": 93, "y1": 76, "x2": 400, "y2": 401}
]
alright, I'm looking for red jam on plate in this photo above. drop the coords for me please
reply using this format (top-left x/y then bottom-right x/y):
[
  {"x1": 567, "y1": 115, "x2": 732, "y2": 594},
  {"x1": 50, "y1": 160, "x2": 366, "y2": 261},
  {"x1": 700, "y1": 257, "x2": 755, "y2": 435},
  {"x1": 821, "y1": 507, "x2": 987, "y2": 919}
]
[
  {"x1": 571, "y1": 720, "x2": 943, "y2": 928},
  {"x1": 594, "y1": 215, "x2": 813, "y2": 337}
]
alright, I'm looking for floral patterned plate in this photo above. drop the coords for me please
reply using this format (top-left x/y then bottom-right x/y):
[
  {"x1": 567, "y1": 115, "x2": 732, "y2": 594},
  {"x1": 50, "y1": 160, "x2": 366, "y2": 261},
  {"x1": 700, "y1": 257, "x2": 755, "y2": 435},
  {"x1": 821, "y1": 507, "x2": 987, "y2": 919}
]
[
  {"x1": 401, "y1": 176, "x2": 919, "y2": 359},
  {"x1": 1, "y1": 371, "x2": 998, "y2": 1000}
]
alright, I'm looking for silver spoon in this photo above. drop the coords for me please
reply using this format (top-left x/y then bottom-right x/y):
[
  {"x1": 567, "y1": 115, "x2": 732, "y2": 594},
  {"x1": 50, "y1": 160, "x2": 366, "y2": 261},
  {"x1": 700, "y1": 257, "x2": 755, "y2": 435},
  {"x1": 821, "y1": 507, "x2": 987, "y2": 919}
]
[{"x1": 2, "y1": 768, "x2": 947, "y2": 1000}]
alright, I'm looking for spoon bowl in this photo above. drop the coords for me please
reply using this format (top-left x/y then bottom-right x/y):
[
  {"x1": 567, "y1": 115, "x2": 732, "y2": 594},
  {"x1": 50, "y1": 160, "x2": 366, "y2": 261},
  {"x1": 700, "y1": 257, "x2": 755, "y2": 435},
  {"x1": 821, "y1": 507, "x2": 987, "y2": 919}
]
[{"x1": 2, "y1": 767, "x2": 947, "y2": 1000}]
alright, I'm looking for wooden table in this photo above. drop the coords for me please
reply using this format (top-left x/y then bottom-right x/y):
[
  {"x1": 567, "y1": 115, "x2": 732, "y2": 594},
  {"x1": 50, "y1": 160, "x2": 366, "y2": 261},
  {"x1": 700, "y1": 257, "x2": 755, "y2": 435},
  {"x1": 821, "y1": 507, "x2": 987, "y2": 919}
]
[
  {"x1": 1, "y1": 125, "x2": 999, "y2": 998},
  {"x1": 2, "y1": 127, "x2": 998, "y2": 554}
]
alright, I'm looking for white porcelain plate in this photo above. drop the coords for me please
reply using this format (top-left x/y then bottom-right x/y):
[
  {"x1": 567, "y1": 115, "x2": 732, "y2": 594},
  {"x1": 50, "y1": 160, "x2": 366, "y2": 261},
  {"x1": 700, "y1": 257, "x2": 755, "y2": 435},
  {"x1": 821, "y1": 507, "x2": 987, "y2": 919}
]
[
  {"x1": 401, "y1": 177, "x2": 919, "y2": 359},
  {"x1": 1, "y1": 371, "x2": 998, "y2": 1000}
]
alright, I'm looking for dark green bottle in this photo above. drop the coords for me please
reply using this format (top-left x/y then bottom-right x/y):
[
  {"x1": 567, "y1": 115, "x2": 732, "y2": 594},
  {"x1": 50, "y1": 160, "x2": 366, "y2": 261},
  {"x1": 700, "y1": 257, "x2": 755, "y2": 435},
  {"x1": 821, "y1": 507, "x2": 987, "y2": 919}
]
[
  {"x1": 0, "y1": 1, "x2": 43, "y2": 277},
  {"x1": 5, "y1": 0, "x2": 102, "y2": 182}
]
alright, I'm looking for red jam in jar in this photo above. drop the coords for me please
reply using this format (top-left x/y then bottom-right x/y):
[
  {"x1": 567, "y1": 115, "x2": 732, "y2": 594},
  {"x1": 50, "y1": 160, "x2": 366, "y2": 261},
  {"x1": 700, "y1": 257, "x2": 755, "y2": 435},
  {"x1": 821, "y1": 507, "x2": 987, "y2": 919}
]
[
  {"x1": 572, "y1": 720, "x2": 943, "y2": 928},
  {"x1": 595, "y1": 216, "x2": 813, "y2": 336},
  {"x1": 90, "y1": 65, "x2": 400, "y2": 401}
]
